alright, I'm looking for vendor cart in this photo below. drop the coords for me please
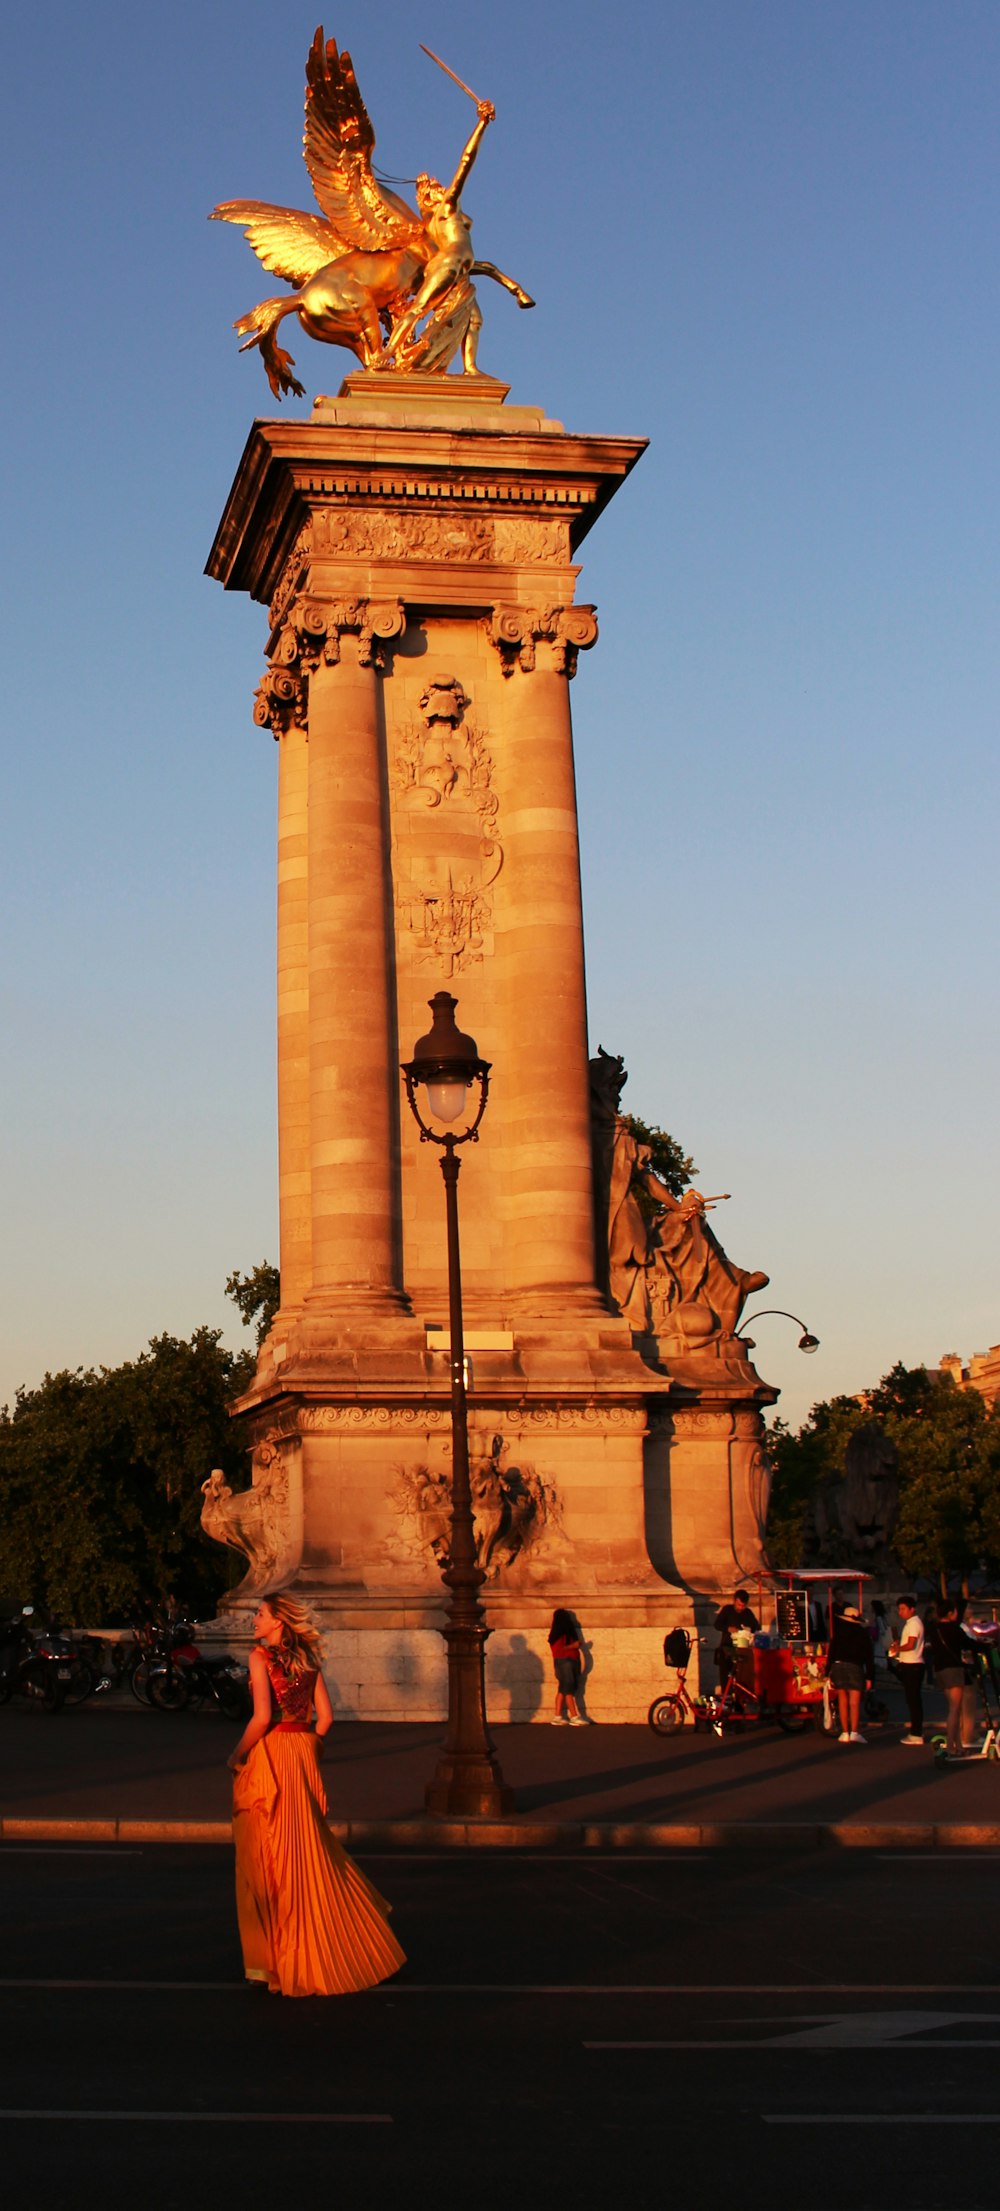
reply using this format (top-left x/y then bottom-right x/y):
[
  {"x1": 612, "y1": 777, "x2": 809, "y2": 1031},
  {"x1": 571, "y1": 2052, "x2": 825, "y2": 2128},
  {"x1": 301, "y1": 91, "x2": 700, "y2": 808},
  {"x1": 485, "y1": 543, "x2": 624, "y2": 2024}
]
[{"x1": 752, "y1": 1569, "x2": 875, "y2": 1733}]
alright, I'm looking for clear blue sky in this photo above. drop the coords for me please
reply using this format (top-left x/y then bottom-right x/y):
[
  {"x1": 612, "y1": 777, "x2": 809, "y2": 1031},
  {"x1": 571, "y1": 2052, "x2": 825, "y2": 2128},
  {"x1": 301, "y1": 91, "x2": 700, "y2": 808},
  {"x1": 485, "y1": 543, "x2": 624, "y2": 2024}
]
[{"x1": 2, "y1": 0, "x2": 997, "y2": 1429}]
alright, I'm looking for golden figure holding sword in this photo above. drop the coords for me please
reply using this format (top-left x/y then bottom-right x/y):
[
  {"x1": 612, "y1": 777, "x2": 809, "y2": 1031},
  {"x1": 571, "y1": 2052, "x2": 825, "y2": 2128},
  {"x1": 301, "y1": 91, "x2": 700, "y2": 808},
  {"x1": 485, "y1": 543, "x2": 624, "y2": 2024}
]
[{"x1": 211, "y1": 27, "x2": 534, "y2": 396}]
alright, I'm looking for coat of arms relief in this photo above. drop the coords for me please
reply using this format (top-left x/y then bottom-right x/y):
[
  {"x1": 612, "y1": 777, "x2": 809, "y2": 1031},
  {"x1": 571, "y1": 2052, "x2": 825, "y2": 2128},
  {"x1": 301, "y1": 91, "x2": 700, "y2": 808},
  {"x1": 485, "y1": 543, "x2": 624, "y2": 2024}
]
[{"x1": 390, "y1": 674, "x2": 502, "y2": 977}]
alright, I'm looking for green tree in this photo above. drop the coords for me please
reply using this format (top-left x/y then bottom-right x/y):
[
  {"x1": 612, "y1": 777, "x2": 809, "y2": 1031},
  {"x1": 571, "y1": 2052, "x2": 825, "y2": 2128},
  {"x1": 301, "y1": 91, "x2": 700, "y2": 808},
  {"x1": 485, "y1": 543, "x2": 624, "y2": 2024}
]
[
  {"x1": 226, "y1": 1261, "x2": 281, "y2": 1348},
  {"x1": 0, "y1": 1328, "x2": 251, "y2": 1621},
  {"x1": 765, "y1": 1362, "x2": 1000, "y2": 1579},
  {"x1": 764, "y1": 1395, "x2": 871, "y2": 1566},
  {"x1": 621, "y1": 1115, "x2": 697, "y2": 1207}
]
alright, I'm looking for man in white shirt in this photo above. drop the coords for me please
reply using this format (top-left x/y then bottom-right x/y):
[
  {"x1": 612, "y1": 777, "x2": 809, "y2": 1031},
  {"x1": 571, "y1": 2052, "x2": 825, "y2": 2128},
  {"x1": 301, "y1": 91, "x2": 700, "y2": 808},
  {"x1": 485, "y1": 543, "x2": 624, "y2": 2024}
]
[{"x1": 890, "y1": 1597, "x2": 925, "y2": 1744}]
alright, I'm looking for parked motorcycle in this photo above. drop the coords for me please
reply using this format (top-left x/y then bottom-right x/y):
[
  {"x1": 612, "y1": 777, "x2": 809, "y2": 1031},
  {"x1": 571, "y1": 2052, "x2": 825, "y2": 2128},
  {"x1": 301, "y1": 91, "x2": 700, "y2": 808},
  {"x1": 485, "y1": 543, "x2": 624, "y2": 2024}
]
[
  {"x1": 146, "y1": 1621, "x2": 250, "y2": 1719},
  {"x1": 46, "y1": 1622, "x2": 116, "y2": 1706},
  {"x1": 0, "y1": 1607, "x2": 75, "y2": 1713}
]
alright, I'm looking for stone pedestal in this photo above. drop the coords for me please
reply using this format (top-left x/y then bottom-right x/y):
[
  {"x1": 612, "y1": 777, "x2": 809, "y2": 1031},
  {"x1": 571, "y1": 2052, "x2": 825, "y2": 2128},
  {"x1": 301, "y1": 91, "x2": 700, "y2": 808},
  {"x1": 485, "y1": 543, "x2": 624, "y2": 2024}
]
[{"x1": 205, "y1": 375, "x2": 775, "y2": 1720}]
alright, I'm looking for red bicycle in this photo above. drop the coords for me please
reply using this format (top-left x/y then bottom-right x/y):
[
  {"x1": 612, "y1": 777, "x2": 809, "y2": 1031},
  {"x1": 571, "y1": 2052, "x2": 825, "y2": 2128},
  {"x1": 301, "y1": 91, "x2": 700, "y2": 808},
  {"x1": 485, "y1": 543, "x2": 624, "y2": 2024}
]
[{"x1": 648, "y1": 1629, "x2": 808, "y2": 1737}]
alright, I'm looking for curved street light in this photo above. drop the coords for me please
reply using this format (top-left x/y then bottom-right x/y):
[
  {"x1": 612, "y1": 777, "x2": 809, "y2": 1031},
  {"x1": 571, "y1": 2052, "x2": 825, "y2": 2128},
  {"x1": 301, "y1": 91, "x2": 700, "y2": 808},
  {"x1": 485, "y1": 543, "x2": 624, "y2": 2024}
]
[
  {"x1": 736, "y1": 1308, "x2": 820, "y2": 1354},
  {"x1": 401, "y1": 992, "x2": 512, "y2": 1820}
]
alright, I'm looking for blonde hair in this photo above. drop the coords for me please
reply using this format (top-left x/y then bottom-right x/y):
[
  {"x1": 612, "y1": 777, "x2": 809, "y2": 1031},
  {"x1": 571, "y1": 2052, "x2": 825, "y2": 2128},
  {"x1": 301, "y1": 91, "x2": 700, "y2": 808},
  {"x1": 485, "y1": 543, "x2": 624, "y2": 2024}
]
[{"x1": 262, "y1": 1593, "x2": 324, "y2": 1679}]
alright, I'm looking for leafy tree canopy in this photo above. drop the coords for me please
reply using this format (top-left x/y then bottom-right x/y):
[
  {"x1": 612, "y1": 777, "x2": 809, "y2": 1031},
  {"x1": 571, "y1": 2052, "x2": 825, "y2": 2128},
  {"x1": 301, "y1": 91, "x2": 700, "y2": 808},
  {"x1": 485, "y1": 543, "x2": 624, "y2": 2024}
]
[
  {"x1": 225, "y1": 1261, "x2": 280, "y2": 1348},
  {"x1": 0, "y1": 1328, "x2": 253, "y2": 1622},
  {"x1": 621, "y1": 1115, "x2": 698, "y2": 1204},
  {"x1": 766, "y1": 1361, "x2": 1000, "y2": 1580}
]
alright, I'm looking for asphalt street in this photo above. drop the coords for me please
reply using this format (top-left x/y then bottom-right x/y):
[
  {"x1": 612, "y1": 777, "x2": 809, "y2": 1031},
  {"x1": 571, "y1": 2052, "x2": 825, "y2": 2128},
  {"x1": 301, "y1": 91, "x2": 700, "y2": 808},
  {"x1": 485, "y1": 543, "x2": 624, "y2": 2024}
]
[
  {"x1": 5, "y1": 1694, "x2": 998, "y2": 1831},
  {"x1": 2, "y1": 1843, "x2": 1000, "y2": 2208}
]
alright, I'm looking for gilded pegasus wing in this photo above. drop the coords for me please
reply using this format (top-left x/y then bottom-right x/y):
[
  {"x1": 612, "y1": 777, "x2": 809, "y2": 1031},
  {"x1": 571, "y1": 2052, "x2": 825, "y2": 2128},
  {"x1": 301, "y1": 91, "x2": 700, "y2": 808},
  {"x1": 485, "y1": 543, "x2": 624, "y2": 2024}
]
[
  {"x1": 209, "y1": 201, "x2": 338, "y2": 287},
  {"x1": 303, "y1": 27, "x2": 424, "y2": 255}
]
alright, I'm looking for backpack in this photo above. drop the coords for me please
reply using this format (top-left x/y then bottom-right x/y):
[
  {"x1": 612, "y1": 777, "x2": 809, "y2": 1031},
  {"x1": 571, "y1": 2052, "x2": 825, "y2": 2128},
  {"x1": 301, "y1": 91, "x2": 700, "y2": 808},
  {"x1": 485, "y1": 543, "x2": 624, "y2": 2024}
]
[{"x1": 663, "y1": 1627, "x2": 692, "y2": 1669}]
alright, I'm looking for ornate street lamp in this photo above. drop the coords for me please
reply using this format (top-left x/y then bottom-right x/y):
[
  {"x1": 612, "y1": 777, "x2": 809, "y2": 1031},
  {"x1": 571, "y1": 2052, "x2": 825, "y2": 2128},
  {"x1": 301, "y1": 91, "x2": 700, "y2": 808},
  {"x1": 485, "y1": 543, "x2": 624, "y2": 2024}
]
[
  {"x1": 401, "y1": 992, "x2": 513, "y2": 1819},
  {"x1": 736, "y1": 1309, "x2": 820, "y2": 1354}
]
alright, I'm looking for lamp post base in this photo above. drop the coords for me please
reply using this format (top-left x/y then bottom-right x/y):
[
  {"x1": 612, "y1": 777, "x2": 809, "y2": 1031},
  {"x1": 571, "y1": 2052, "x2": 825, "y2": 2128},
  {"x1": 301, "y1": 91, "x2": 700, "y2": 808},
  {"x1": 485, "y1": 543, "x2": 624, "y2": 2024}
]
[
  {"x1": 425, "y1": 1755, "x2": 516, "y2": 1821},
  {"x1": 424, "y1": 1616, "x2": 515, "y2": 1819}
]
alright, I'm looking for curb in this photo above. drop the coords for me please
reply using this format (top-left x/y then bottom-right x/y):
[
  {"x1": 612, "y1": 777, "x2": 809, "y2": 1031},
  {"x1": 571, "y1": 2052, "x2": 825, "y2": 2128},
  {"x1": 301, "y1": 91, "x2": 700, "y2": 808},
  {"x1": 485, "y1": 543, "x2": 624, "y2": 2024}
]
[{"x1": 5, "y1": 1816, "x2": 1000, "y2": 1850}]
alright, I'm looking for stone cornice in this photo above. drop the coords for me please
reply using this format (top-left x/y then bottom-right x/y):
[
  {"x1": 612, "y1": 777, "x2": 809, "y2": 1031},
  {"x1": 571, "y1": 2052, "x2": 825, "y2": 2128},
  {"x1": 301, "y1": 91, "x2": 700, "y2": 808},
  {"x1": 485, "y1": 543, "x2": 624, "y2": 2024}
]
[{"x1": 207, "y1": 415, "x2": 648, "y2": 606}]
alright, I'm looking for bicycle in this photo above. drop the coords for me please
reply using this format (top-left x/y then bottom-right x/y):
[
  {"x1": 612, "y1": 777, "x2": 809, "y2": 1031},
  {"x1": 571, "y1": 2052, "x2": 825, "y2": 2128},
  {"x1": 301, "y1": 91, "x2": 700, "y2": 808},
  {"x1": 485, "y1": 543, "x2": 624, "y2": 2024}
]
[
  {"x1": 648, "y1": 1631, "x2": 814, "y2": 1737},
  {"x1": 647, "y1": 1631, "x2": 711, "y2": 1735}
]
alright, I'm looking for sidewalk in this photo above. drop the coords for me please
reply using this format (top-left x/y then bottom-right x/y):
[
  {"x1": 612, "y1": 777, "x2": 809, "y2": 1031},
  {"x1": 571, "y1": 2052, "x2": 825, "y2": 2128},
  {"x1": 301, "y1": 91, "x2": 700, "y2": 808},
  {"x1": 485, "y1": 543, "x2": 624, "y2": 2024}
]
[{"x1": 3, "y1": 1698, "x2": 1000, "y2": 1848}]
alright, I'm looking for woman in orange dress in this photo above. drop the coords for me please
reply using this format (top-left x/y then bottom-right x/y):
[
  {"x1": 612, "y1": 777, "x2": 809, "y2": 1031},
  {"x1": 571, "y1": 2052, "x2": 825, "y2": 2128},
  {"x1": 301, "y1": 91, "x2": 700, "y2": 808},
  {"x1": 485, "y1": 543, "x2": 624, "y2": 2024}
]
[{"x1": 228, "y1": 1594, "x2": 405, "y2": 1998}]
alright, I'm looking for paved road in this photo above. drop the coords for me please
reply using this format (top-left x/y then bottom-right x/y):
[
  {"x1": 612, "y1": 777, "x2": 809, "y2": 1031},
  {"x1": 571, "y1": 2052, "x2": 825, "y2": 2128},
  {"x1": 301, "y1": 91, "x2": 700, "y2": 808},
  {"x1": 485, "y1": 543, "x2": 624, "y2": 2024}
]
[
  {"x1": 3, "y1": 1698, "x2": 995, "y2": 1829},
  {"x1": 3, "y1": 1843, "x2": 1000, "y2": 2206}
]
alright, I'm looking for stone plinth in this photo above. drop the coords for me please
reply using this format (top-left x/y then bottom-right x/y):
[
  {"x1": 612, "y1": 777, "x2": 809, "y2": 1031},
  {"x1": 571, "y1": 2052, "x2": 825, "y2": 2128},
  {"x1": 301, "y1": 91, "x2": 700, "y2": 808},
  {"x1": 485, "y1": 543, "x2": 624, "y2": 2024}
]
[{"x1": 205, "y1": 375, "x2": 775, "y2": 1718}]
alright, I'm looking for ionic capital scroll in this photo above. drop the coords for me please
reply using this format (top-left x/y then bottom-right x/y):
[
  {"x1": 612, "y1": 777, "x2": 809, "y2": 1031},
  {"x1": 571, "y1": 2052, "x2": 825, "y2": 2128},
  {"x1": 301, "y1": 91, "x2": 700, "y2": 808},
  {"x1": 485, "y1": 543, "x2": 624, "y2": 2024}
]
[
  {"x1": 486, "y1": 603, "x2": 598, "y2": 679},
  {"x1": 253, "y1": 596, "x2": 406, "y2": 736}
]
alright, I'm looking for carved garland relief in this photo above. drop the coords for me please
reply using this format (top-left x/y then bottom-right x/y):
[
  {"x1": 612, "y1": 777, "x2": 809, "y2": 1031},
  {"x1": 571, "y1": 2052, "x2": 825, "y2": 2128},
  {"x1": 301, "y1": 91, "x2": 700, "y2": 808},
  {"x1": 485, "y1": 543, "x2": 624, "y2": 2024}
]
[
  {"x1": 390, "y1": 673, "x2": 503, "y2": 978},
  {"x1": 310, "y1": 507, "x2": 571, "y2": 567},
  {"x1": 295, "y1": 1403, "x2": 649, "y2": 1434},
  {"x1": 268, "y1": 523, "x2": 313, "y2": 631}
]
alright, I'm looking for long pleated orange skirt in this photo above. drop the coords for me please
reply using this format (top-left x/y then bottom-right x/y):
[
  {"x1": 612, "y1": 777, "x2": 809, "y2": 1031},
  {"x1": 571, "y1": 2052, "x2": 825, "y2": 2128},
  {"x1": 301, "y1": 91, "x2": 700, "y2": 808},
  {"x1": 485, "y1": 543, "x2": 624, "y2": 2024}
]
[{"x1": 233, "y1": 1730, "x2": 406, "y2": 1997}]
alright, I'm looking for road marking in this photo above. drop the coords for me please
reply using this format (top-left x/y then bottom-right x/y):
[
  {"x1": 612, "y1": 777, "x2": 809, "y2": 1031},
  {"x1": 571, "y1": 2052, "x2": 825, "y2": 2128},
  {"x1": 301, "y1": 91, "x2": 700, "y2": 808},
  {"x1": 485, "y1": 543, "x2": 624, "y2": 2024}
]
[
  {"x1": 590, "y1": 2040, "x2": 1000, "y2": 2051},
  {"x1": 0, "y1": 1839, "x2": 142, "y2": 1857},
  {"x1": 765, "y1": 2114, "x2": 1000, "y2": 2126},
  {"x1": 0, "y1": 2110, "x2": 391, "y2": 2124},
  {"x1": 377, "y1": 1983, "x2": 1000, "y2": 1997},
  {"x1": 4, "y1": 1980, "x2": 1000, "y2": 1996},
  {"x1": 0, "y1": 1989, "x2": 244, "y2": 2007},
  {"x1": 358, "y1": 1854, "x2": 723, "y2": 1868},
  {"x1": 587, "y1": 2010, "x2": 1000, "y2": 2050},
  {"x1": 878, "y1": 1854, "x2": 1000, "y2": 1862}
]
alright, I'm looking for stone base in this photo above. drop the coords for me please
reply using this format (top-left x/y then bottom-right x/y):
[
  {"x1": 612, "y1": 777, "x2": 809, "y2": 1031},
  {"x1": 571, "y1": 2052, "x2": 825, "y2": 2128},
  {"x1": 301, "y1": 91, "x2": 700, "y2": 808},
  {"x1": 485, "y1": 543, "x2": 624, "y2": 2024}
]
[{"x1": 198, "y1": 1592, "x2": 714, "y2": 1723}]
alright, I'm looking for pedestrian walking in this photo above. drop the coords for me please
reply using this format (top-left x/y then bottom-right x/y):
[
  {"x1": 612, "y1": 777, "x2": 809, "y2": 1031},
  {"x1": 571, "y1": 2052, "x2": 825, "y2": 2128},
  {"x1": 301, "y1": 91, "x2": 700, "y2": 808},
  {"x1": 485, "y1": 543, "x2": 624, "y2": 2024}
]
[
  {"x1": 889, "y1": 1596, "x2": 926, "y2": 1745},
  {"x1": 548, "y1": 1608, "x2": 588, "y2": 1724},
  {"x1": 925, "y1": 1595, "x2": 970, "y2": 1760},
  {"x1": 229, "y1": 1594, "x2": 405, "y2": 1997},
  {"x1": 827, "y1": 1604, "x2": 874, "y2": 1743}
]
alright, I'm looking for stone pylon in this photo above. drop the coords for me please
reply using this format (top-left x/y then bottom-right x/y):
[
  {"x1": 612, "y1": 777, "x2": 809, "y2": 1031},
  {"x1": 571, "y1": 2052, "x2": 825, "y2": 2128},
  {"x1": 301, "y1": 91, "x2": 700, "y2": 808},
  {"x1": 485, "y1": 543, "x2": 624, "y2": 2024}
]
[{"x1": 205, "y1": 374, "x2": 775, "y2": 1718}]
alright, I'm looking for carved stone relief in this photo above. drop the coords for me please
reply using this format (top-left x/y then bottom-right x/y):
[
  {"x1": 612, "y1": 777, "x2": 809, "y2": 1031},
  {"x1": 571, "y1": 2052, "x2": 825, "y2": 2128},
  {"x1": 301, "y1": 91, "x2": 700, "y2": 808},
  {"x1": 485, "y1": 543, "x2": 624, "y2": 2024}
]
[
  {"x1": 492, "y1": 516, "x2": 570, "y2": 566},
  {"x1": 486, "y1": 604, "x2": 598, "y2": 678},
  {"x1": 295, "y1": 1402, "x2": 648, "y2": 1434},
  {"x1": 268, "y1": 523, "x2": 313, "y2": 631},
  {"x1": 745, "y1": 1441, "x2": 772, "y2": 1545},
  {"x1": 253, "y1": 594, "x2": 406, "y2": 736},
  {"x1": 200, "y1": 1432, "x2": 296, "y2": 1596},
  {"x1": 390, "y1": 673, "x2": 503, "y2": 977},
  {"x1": 314, "y1": 507, "x2": 496, "y2": 565},
  {"x1": 386, "y1": 1434, "x2": 573, "y2": 1585},
  {"x1": 310, "y1": 507, "x2": 570, "y2": 568}
]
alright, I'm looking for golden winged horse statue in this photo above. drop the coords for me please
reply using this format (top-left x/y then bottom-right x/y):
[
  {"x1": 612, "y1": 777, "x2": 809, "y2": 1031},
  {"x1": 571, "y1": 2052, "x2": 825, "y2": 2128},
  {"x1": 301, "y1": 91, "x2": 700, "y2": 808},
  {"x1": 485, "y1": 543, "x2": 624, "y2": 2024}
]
[{"x1": 211, "y1": 27, "x2": 534, "y2": 398}]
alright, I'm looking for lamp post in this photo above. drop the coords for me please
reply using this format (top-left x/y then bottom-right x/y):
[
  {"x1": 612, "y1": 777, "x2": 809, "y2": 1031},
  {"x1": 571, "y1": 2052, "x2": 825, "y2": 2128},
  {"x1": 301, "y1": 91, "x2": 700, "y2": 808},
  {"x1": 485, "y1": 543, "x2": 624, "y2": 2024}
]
[
  {"x1": 401, "y1": 992, "x2": 513, "y2": 1819},
  {"x1": 736, "y1": 1309, "x2": 821, "y2": 1354}
]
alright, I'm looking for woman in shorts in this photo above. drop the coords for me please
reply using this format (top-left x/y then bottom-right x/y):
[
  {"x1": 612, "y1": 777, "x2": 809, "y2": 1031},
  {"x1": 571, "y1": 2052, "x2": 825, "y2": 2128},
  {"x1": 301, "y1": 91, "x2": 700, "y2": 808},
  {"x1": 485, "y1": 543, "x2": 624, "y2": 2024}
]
[
  {"x1": 827, "y1": 1604, "x2": 874, "y2": 1744},
  {"x1": 548, "y1": 1608, "x2": 586, "y2": 1725},
  {"x1": 926, "y1": 1596, "x2": 969, "y2": 1760}
]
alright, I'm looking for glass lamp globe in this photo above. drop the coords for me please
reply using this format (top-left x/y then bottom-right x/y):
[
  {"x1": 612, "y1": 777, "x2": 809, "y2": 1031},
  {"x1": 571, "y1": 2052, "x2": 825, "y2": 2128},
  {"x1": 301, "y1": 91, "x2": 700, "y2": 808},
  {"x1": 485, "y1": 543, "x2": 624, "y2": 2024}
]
[{"x1": 426, "y1": 1077, "x2": 471, "y2": 1123}]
